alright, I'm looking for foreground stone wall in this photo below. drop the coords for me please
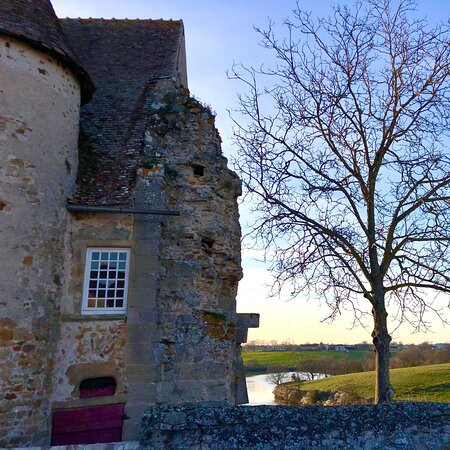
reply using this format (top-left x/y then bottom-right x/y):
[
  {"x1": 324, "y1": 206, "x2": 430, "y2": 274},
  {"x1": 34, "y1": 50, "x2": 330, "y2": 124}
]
[{"x1": 142, "y1": 403, "x2": 450, "y2": 449}]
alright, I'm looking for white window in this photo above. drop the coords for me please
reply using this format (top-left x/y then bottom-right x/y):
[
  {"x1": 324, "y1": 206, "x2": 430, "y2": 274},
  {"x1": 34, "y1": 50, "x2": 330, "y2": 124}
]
[{"x1": 82, "y1": 248, "x2": 130, "y2": 314}]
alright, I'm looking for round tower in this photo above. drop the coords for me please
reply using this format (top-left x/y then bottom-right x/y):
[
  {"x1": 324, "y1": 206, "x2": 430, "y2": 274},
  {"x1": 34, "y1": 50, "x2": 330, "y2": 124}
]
[{"x1": 0, "y1": 0, "x2": 93, "y2": 446}]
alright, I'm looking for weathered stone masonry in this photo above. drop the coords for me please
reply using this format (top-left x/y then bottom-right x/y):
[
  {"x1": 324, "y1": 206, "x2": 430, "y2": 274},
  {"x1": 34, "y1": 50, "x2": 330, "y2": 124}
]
[
  {"x1": 142, "y1": 402, "x2": 450, "y2": 449},
  {"x1": 0, "y1": 33, "x2": 84, "y2": 449},
  {"x1": 0, "y1": 2, "x2": 258, "y2": 447}
]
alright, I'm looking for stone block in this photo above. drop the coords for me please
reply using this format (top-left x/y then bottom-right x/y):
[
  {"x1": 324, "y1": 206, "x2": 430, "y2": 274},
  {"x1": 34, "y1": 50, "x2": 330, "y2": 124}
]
[
  {"x1": 128, "y1": 268, "x2": 159, "y2": 290},
  {"x1": 133, "y1": 219, "x2": 161, "y2": 236},
  {"x1": 125, "y1": 380, "x2": 154, "y2": 402},
  {"x1": 126, "y1": 306, "x2": 158, "y2": 324},
  {"x1": 125, "y1": 363, "x2": 160, "y2": 382},
  {"x1": 154, "y1": 380, "x2": 207, "y2": 404},
  {"x1": 133, "y1": 239, "x2": 161, "y2": 257},
  {"x1": 125, "y1": 323, "x2": 157, "y2": 344},
  {"x1": 205, "y1": 381, "x2": 231, "y2": 402},
  {"x1": 122, "y1": 419, "x2": 144, "y2": 442},
  {"x1": 124, "y1": 340, "x2": 154, "y2": 365},
  {"x1": 123, "y1": 400, "x2": 153, "y2": 441},
  {"x1": 127, "y1": 288, "x2": 157, "y2": 310}
]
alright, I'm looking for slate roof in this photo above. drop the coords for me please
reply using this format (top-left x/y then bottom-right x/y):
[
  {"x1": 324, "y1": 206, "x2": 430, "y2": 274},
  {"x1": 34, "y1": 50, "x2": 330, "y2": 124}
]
[
  {"x1": 60, "y1": 19, "x2": 185, "y2": 205},
  {"x1": 0, "y1": 0, "x2": 94, "y2": 103}
]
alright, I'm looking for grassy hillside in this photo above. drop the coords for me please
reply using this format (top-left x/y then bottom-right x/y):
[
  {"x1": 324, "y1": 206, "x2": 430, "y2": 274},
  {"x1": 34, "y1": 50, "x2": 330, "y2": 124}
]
[
  {"x1": 300, "y1": 363, "x2": 450, "y2": 402},
  {"x1": 243, "y1": 350, "x2": 371, "y2": 370}
]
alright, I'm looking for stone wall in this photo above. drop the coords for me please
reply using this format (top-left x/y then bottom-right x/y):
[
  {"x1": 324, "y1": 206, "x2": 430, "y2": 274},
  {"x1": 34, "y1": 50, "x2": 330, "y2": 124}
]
[
  {"x1": 0, "y1": 58, "x2": 253, "y2": 445},
  {"x1": 52, "y1": 212, "x2": 133, "y2": 406},
  {"x1": 139, "y1": 80, "x2": 250, "y2": 407},
  {"x1": 142, "y1": 403, "x2": 450, "y2": 449},
  {"x1": 42, "y1": 81, "x2": 253, "y2": 444},
  {"x1": 0, "y1": 36, "x2": 81, "y2": 446}
]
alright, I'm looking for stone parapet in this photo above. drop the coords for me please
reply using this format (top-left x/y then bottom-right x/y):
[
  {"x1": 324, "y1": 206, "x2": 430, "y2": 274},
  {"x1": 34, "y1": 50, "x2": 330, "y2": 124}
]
[
  {"x1": 233, "y1": 313, "x2": 260, "y2": 404},
  {"x1": 142, "y1": 402, "x2": 450, "y2": 449},
  {"x1": 236, "y1": 313, "x2": 260, "y2": 344}
]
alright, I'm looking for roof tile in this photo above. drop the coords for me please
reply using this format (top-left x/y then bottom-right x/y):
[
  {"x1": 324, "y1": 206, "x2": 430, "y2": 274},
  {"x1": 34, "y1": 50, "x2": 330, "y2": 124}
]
[{"x1": 60, "y1": 19, "x2": 185, "y2": 205}]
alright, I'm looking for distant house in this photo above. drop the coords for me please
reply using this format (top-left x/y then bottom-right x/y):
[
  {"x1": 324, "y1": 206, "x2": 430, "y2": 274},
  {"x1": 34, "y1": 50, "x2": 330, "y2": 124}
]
[
  {"x1": 333, "y1": 345, "x2": 348, "y2": 352},
  {"x1": 432, "y1": 343, "x2": 448, "y2": 350},
  {"x1": 299, "y1": 344, "x2": 320, "y2": 351}
]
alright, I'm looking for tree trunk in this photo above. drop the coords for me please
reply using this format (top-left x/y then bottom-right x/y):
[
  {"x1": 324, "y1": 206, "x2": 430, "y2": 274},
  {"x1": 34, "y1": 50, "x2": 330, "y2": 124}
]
[{"x1": 371, "y1": 289, "x2": 392, "y2": 403}]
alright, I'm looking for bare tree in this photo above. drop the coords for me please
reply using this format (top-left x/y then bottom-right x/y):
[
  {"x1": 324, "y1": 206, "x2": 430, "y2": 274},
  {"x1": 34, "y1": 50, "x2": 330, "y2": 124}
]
[
  {"x1": 266, "y1": 365, "x2": 290, "y2": 385},
  {"x1": 296, "y1": 359, "x2": 320, "y2": 380},
  {"x1": 231, "y1": 0, "x2": 450, "y2": 403}
]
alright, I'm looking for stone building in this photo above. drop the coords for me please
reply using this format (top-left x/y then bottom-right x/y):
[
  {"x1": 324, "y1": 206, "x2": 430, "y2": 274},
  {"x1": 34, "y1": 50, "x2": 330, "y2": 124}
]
[{"x1": 0, "y1": 0, "x2": 258, "y2": 446}]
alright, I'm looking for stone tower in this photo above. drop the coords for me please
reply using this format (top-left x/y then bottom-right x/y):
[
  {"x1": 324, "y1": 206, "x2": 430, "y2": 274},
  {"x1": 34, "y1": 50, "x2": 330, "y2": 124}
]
[{"x1": 0, "y1": 0, "x2": 93, "y2": 445}]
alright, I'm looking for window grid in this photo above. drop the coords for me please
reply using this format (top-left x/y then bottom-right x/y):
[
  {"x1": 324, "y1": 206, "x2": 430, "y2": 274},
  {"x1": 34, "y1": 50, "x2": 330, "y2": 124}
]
[{"x1": 82, "y1": 248, "x2": 130, "y2": 314}]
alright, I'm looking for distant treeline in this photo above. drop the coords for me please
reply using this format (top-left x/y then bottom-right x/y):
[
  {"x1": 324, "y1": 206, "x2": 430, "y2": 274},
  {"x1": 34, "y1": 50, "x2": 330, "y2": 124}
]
[
  {"x1": 245, "y1": 344, "x2": 450, "y2": 376},
  {"x1": 244, "y1": 342, "x2": 447, "y2": 353}
]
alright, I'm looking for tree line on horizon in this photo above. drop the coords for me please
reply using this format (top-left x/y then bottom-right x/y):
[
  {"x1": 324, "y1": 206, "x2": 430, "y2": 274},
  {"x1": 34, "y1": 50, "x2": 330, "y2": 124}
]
[{"x1": 249, "y1": 344, "x2": 450, "y2": 384}]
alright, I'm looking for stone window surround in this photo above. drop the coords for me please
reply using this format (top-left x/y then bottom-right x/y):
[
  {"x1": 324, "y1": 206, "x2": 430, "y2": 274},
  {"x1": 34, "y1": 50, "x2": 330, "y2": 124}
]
[
  {"x1": 81, "y1": 247, "x2": 131, "y2": 315},
  {"x1": 62, "y1": 238, "x2": 137, "y2": 320}
]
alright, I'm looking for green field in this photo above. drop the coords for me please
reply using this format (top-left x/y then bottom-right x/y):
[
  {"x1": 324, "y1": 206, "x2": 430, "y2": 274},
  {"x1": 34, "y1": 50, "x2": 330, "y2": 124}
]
[
  {"x1": 299, "y1": 363, "x2": 450, "y2": 402},
  {"x1": 243, "y1": 350, "x2": 371, "y2": 372}
]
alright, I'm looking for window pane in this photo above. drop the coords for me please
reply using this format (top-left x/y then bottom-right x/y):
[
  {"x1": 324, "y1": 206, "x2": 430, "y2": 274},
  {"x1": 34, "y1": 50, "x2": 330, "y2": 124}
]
[{"x1": 84, "y1": 249, "x2": 129, "y2": 314}]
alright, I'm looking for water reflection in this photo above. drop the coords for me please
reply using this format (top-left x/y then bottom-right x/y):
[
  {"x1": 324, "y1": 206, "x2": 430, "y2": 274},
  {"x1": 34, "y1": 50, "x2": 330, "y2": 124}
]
[{"x1": 245, "y1": 371, "x2": 324, "y2": 405}]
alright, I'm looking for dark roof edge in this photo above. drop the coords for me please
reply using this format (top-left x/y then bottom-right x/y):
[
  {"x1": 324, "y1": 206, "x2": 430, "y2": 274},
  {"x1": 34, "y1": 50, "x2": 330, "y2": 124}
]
[
  {"x1": 174, "y1": 20, "x2": 188, "y2": 88},
  {"x1": 0, "y1": 27, "x2": 95, "y2": 105}
]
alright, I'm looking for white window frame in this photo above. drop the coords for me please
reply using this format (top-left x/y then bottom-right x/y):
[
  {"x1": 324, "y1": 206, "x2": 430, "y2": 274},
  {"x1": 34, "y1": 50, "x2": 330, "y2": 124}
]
[{"x1": 81, "y1": 247, "x2": 130, "y2": 315}]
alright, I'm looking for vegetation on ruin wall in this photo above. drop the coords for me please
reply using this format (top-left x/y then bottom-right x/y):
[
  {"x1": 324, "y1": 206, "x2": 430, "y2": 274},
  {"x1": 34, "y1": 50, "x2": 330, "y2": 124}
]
[
  {"x1": 298, "y1": 363, "x2": 450, "y2": 403},
  {"x1": 243, "y1": 350, "x2": 372, "y2": 373}
]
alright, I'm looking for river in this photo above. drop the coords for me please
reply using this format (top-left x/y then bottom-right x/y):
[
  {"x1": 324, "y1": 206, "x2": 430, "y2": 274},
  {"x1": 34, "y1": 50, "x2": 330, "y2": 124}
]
[{"x1": 245, "y1": 371, "x2": 325, "y2": 405}]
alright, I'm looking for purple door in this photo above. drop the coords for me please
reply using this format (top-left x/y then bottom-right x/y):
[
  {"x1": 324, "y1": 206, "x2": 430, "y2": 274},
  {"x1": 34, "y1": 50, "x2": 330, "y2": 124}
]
[{"x1": 51, "y1": 403, "x2": 123, "y2": 445}]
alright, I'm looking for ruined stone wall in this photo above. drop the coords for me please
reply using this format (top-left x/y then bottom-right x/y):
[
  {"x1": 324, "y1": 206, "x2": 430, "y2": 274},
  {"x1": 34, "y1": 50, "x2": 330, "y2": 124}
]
[
  {"x1": 142, "y1": 403, "x2": 450, "y2": 449},
  {"x1": 0, "y1": 36, "x2": 81, "y2": 446},
  {"x1": 45, "y1": 82, "x2": 246, "y2": 443},
  {"x1": 142, "y1": 81, "x2": 244, "y2": 406},
  {"x1": 0, "y1": 66, "x2": 250, "y2": 445}
]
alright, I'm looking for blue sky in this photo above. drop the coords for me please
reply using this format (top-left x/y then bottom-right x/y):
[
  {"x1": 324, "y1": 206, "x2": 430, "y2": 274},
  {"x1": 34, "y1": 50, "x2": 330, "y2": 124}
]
[{"x1": 53, "y1": 0, "x2": 449, "y2": 343}]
